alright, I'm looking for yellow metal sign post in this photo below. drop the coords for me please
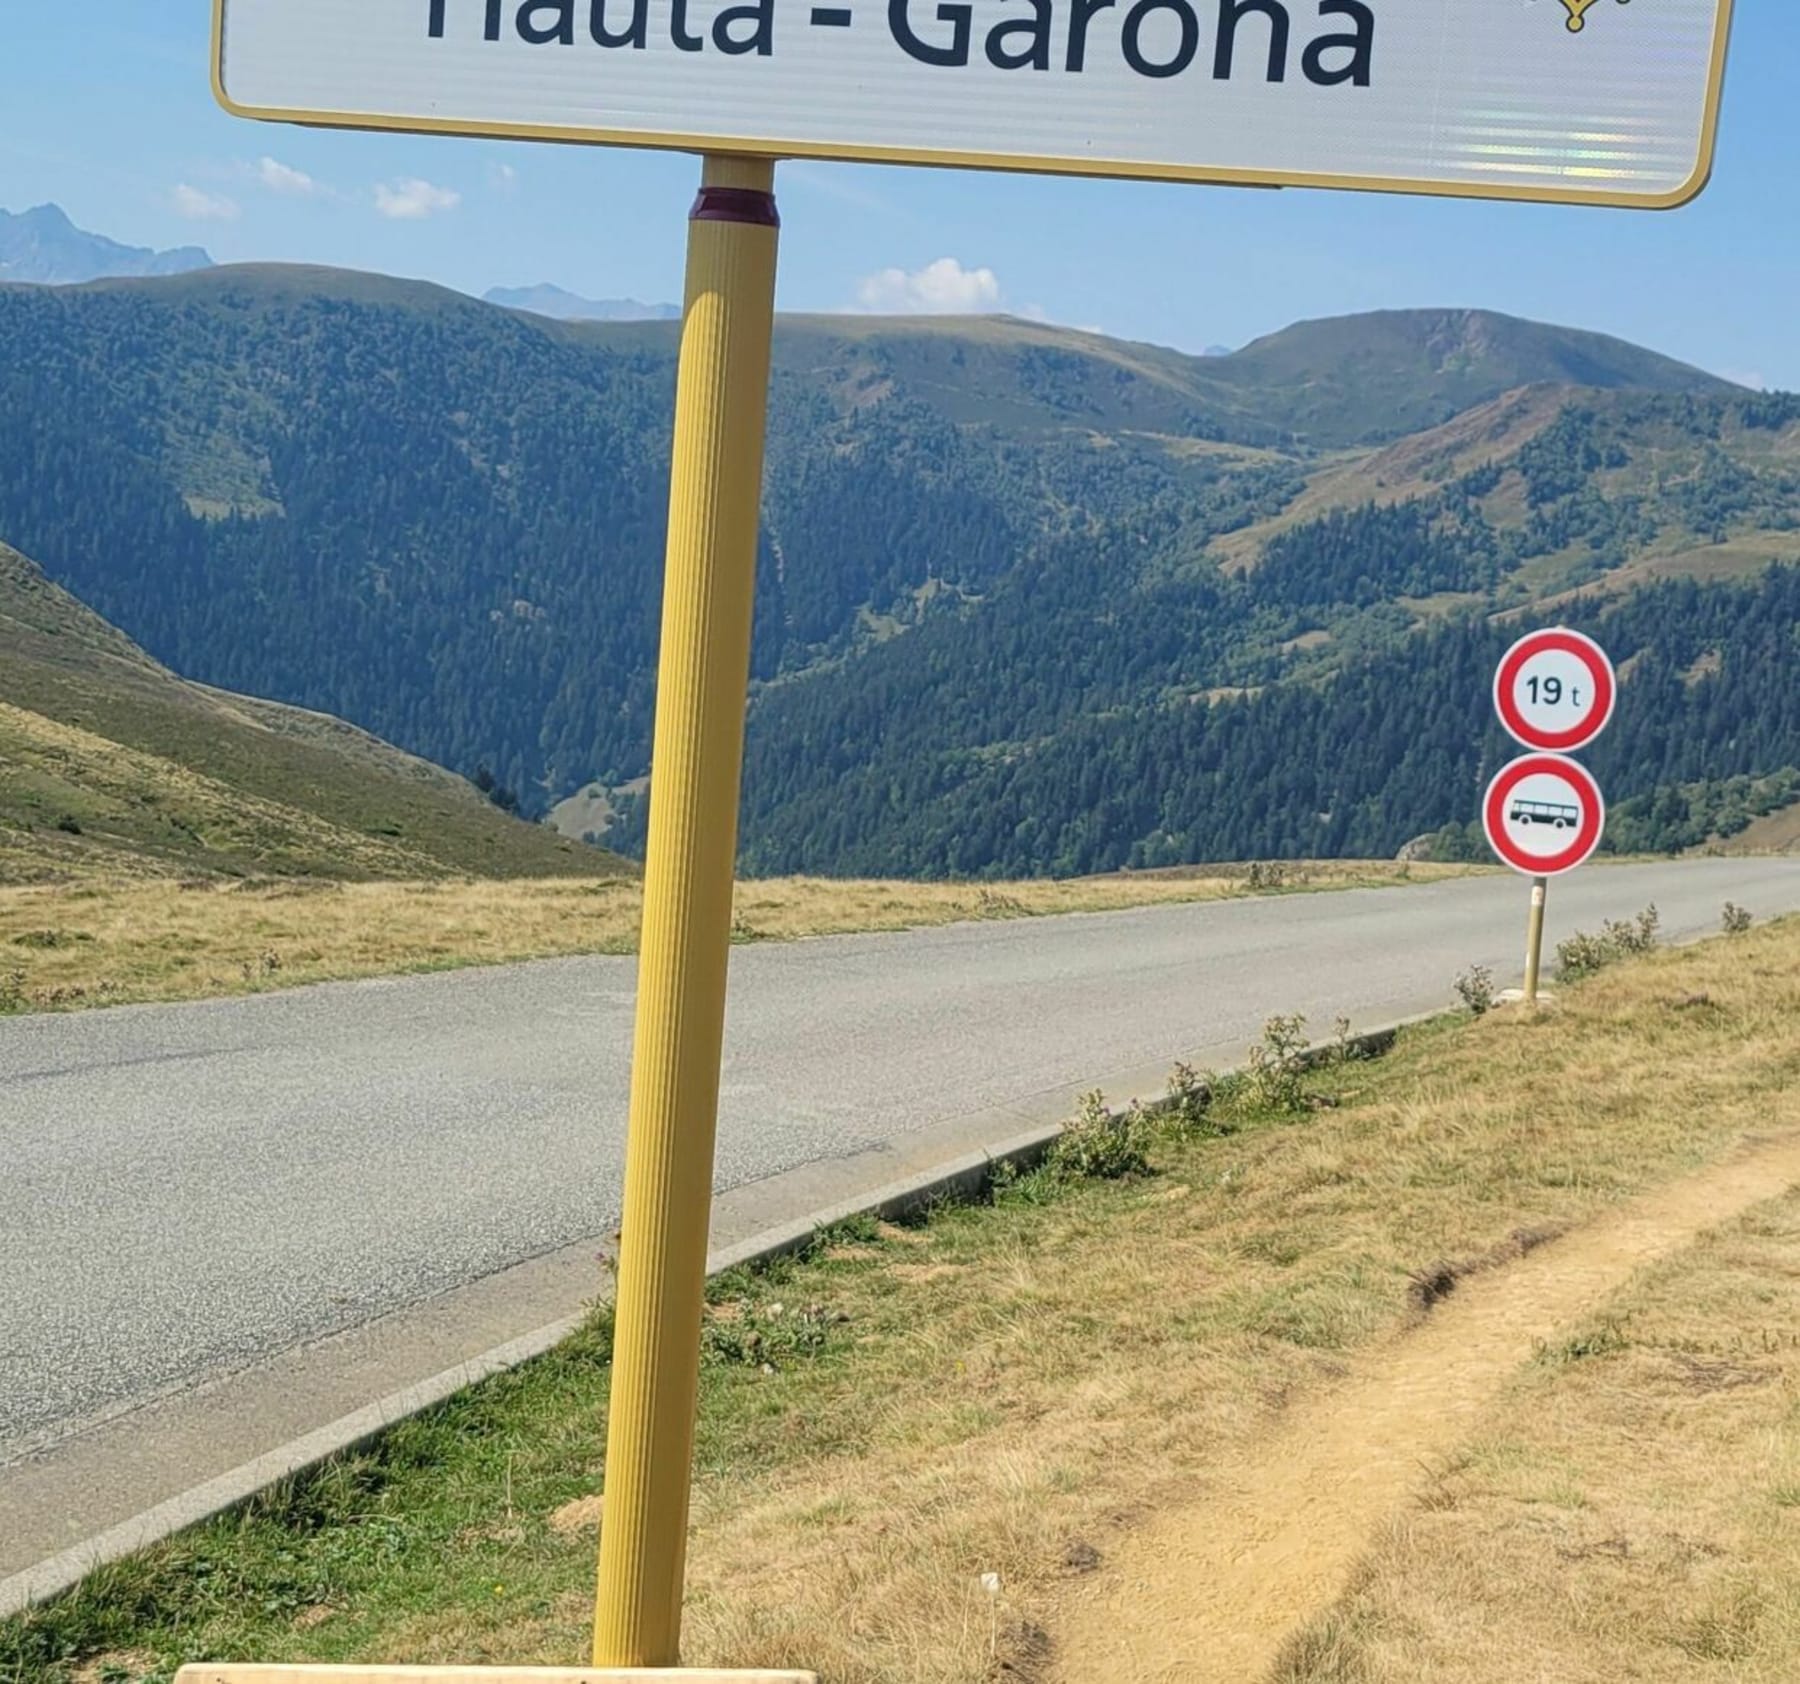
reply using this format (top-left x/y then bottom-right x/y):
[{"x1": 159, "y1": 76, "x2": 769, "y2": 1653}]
[{"x1": 590, "y1": 155, "x2": 782, "y2": 1669}]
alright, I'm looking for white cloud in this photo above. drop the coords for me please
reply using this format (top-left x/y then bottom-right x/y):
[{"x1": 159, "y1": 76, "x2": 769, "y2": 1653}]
[
  {"x1": 489, "y1": 162, "x2": 519, "y2": 191},
  {"x1": 256, "y1": 156, "x2": 321, "y2": 197},
  {"x1": 854, "y1": 257, "x2": 1003, "y2": 315},
  {"x1": 172, "y1": 184, "x2": 240, "y2": 222},
  {"x1": 374, "y1": 177, "x2": 462, "y2": 220}
]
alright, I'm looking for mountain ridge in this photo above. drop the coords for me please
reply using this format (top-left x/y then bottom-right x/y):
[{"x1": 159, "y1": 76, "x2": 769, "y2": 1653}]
[
  {"x1": 0, "y1": 260, "x2": 1788, "y2": 877},
  {"x1": 0, "y1": 204, "x2": 212, "y2": 286},
  {"x1": 485, "y1": 282, "x2": 680, "y2": 321}
]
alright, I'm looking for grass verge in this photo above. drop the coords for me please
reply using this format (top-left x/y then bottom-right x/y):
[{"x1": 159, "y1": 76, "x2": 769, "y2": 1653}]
[
  {"x1": 0, "y1": 859, "x2": 1476, "y2": 1015},
  {"x1": 6, "y1": 919, "x2": 1795, "y2": 1684}
]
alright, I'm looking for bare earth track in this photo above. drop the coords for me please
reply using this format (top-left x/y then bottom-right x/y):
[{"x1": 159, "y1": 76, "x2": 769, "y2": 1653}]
[{"x1": 1051, "y1": 1118, "x2": 1800, "y2": 1681}]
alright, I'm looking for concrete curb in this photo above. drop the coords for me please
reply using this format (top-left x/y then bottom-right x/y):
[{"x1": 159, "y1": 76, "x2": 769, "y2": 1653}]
[{"x1": 0, "y1": 1021, "x2": 1414, "y2": 1619}]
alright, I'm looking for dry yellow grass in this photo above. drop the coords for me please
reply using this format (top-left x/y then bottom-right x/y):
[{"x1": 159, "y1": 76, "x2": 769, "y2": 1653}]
[
  {"x1": 1274, "y1": 1189, "x2": 1800, "y2": 1682},
  {"x1": 1722, "y1": 799, "x2": 1800, "y2": 856},
  {"x1": 673, "y1": 924, "x2": 1800, "y2": 1683},
  {"x1": 1052, "y1": 1128, "x2": 1800, "y2": 1681},
  {"x1": 0, "y1": 859, "x2": 1473, "y2": 1013},
  {"x1": 363, "y1": 918, "x2": 1797, "y2": 1684}
]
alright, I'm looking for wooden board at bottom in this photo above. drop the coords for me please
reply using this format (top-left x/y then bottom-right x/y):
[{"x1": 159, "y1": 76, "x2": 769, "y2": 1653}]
[{"x1": 177, "y1": 1668, "x2": 816, "y2": 1684}]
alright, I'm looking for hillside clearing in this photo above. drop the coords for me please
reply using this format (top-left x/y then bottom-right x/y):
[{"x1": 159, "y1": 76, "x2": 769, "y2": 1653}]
[
  {"x1": 1720, "y1": 799, "x2": 1800, "y2": 855},
  {"x1": 7, "y1": 918, "x2": 1798, "y2": 1684},
  {"x1": 0, "y1": 860, "x2": 1473, "y2": 1014}
]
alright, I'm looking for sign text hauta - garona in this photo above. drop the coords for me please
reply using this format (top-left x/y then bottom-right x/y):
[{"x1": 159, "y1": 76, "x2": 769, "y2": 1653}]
[{"x1": 428, "y1": 0, "x2": 1376, "y2": 83}]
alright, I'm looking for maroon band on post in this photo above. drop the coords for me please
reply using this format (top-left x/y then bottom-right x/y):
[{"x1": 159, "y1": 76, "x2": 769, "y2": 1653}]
[{"x1": 690, "y1": 186, "x2": 781, "y2": 228}]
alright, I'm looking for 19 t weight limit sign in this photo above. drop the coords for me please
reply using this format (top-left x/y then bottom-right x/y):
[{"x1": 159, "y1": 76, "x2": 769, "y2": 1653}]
[{"x1": 1494, "y1": 627, "x2": 1616, "y2": 754}]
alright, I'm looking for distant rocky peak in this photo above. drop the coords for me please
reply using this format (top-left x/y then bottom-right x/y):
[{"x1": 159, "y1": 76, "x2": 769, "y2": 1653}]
[{"x1": 0, "y1": 203, "x2": 214, "y2": 287}]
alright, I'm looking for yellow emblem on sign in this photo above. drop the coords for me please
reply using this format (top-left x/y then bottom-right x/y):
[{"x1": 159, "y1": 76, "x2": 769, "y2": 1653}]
[{"x1": 1561, "y1": 0, "x2": 1635, "y2": 32}]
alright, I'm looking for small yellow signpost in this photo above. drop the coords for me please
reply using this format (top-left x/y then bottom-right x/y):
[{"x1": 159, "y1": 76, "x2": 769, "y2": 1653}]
[{"x1": 210, "y1": 0, "x2": 1734, "y2": 1670}]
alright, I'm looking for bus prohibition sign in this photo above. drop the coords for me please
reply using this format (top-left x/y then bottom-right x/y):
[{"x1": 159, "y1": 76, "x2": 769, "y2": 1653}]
[
  {"x1": 1493, "y1": 628, "x2": 1616, "y2": 753},
  {"x1": 1484, "y1": 753, "x2": 1606, "y2": 878}
]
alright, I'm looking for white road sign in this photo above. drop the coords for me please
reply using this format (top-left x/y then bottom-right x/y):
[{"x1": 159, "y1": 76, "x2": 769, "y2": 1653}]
[
  {"x1": 214, "y1": 0, "x2": 1735, "y2": 207},
  {"x1": 1484, "y1": 752, "x2": 1606, "y2": 877},
  {"x1": 1493, "y1": 627, "x2": 1616, "y2": 753}
]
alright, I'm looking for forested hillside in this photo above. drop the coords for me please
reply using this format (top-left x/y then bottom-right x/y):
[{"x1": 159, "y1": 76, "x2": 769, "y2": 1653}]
[
  {"x1": 724, "y1": 567, "x2": 1800, "y2": 874},
  {"x1": 0, "y1": 265, "x2": 1793, "y2": 879}
]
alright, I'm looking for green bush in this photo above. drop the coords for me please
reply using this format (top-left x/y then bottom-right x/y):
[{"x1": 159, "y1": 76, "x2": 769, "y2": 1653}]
[
  {"x1": 1162, "y1": 1061, "x2": 1227, "y2": 1140},
  {"x1": 1722, "y1": 902, "x2": 1753, "y2": 936},
  {"x1": 1245, "y1": 1013, "x2": 1310, "y2": 1114},
  {"x1": 1556, "y1": 930, "x2": 1613, "y2": 982},
  {"x1": 1045, "y1": 1089, "x2": 1153, "y2": 1182},
  {"x1": 1606, "y1": 903, "x2": 1661, "y2": 956},
  {"x1": 1557, "y1": 904, "x2": 1661, "y2": 982}
]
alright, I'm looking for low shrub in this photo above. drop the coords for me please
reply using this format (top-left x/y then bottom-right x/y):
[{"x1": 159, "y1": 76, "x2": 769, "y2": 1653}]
[
  {"x1": 1245, "y1": 1013, "x2": 1310, "y2": 1115},
  {"x1": 1046, "y1": 1089, "x2": 1153, "y2": 1182},
  {"x1": 1722, "y1": 902, "x2": 1753, "y2": 936},
  {"x1": 1162, "y1": 1061, "x2": 1227, "y2": 1140},
  {"x1": 1607, "y1": 903, "x2": 1661, "y2": 957},
  {"x1": 1453, "y1": 964, "x2": 1497, "y2": 1016},
  {"x1": 11, "y1": 928, "x2": 85, "y2": 950},
  {"x1": 1558, "y1": 904, "x2": 1660, "y2": 982}
]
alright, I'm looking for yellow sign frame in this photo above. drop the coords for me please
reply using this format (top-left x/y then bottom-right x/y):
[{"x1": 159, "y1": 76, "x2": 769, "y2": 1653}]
[{"x1": 212, "y1": 0, "x2": 1736, "y2": 211}]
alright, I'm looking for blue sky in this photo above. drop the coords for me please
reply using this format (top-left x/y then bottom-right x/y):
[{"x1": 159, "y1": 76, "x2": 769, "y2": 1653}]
[{"x1": 2, "y1": 4, "x2": 1795, "y2": 387}]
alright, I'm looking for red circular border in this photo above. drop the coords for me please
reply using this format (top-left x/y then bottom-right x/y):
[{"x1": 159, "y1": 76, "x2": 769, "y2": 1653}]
[
  {"x1": 1483, "y1": 754, "x2": 1606, "y2": 877},
  {"x1": 1493, "y1": 629, "x2": 1616, "y2": 753}
]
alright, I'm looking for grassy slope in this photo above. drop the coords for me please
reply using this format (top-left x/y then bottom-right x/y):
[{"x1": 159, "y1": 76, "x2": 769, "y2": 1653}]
[
  {"x1": 0, "y1": 861, "x2": 1474, "y2": 1014},
  {"x1": 0, "y1": 542, "x2": 619, "y2": 885},
  {"x1": 1209, "y1": 385, "x2": 1573, "y2": 571},
  {"x1": 1725, "y1": 800, "x2": 1800, "y2": 854},
  {"x1": 516, "y1": 291, "x2": 1734, "y2": 451},
  {"x1": 1211, "y1": 307, "x2": 1734, "y2": 445},
  {"x1": 7, "y1": 918, "x2": 1795, "y2": 1684},
  {"x1": 1212, "y1": 381, "x2": 1800, "y2": 591}
]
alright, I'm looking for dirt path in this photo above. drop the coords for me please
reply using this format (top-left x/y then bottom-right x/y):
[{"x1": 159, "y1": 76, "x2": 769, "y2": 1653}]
[{"x1": 1050, "y1": 1121, "x2": 1800, "y2": 1683}]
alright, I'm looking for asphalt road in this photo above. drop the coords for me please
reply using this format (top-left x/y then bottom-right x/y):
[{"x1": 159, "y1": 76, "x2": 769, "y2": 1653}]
[{"x1": 4, "y1": 858, "x2": 1798, "y2": 1469}]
